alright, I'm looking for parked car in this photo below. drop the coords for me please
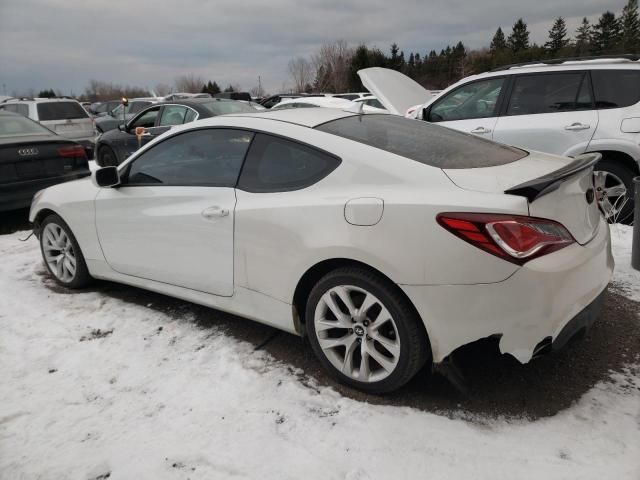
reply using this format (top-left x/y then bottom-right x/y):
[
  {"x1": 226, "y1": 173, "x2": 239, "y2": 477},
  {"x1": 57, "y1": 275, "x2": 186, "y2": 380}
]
[
  {"x1": 332, "y1": 92, "x2": 371, "y2": 100},
  {"x1": 88, "y1": 100, "x2": 121, "y2": 116},
  {"x1": 0, "y1": 98, "x2": 96, "y2": 157},
  {"x1": 162, "y1": 93, "x2": 211, "y2": 101},
  {"x1": 214, "y1": 92, "x2": 252, "y2": 101},
  {"x1": 271, "y1": 96, "x2": 354, "y2": 110},
  {"x1": 95, "y1": 98, "x2": 256, "y2": 166},
  {"x1": 0, "y1": 111, "x2": 89, "y2": 211},
  {"x1": 94, "y1": 99, "x2": 155, "y2": 134},
  {"x1": 259, "y1": 94, "x2": 307, "y2": 109},
  {"x1": 30, "y1": 108, "x2": 612, "y2": 393},
  {"x1": 359, "y1": 58, "x2": 640, "y2": 223}
]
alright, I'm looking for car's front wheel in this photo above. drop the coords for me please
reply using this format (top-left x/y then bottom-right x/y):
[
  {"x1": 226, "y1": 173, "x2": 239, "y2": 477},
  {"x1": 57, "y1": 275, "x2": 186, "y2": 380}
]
[
  {"x1": 306, "y1": 267, "x2": 430, "y2": 394},
  {"x1": 39, "y1": 214, "x2": 92, "y2": 288}
]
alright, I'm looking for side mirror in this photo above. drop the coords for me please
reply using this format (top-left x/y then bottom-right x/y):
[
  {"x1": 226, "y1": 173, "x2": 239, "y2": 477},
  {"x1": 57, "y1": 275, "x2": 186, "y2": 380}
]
[
  {"x1": 118, "y1": 124, "x2": 125, "y2": 132},
  {"x1": 93, "y1": 166, "x2": 120, "y2": 188}
]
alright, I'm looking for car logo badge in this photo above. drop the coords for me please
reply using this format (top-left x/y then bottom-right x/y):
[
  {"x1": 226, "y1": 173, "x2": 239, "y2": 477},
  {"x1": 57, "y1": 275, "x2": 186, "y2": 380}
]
[
  {"x1": 354, "y1": 325, "x2": 365, "y2": 336},
  {"x1": 17, "y1": 147, "x2": 39, "y2": 156}
]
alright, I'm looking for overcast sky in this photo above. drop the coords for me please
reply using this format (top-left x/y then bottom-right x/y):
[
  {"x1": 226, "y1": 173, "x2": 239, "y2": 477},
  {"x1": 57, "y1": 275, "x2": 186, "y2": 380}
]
[{"x1": 0, "y1": 0, "x2": 625, "y2": 96}]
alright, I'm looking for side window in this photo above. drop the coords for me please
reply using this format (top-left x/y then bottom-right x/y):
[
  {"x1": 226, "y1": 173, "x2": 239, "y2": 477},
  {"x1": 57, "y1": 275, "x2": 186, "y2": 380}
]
[
  {"x1": 124, "y1": 129, "x2": 253, "y2": 187},
  {"x1": 429, "y1": 78, "x2": 504, "y2": 122},
  {"x1": 184, "y1": 108, "x2": 198, "y2": 123},
  {"x1": 237, "y1": 133, "x2": 340, "y2": 193},
  {"x1": 506, "y1": 73, "x2": 588, "y2": 115},
  {"x1": 159, "y1": 105, "x2": 188, "y2": 126},
  {"x1": 129, "y1": 107, "x2": 160, "y2": 129},
  {"x1": 591, "y1": 70, "x2": 640, "y2": 109}
]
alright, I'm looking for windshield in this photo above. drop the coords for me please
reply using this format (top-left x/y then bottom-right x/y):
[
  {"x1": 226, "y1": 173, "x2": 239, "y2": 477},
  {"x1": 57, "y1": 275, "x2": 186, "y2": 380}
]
[
  {"x1": 36, "y1": 101, "x2": 89, "y2": 121},
  {"x1": 0, "y1": 114, "x2": 52, "y2": 137},
  {"x1": 315, "y1": 114, "x2": 527, "y2": 169},
  {"x1": 202, "y1": 100, "x2": 257, "y2": 115}
]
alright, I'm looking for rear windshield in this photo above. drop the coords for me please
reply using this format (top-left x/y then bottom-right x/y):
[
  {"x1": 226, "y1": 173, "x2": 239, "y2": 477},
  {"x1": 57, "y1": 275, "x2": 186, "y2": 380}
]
[
  {"x1": 202, "y1": 100, "x2": 256, "y2": 116},
  {"x1": 0, "y1": 114, "x2": 52, "y2": 137},
  {"x1": 315, "y1": 115, "x2": 527, "y2": 169},
  {"x1": 37, "y1": 101, "x2": 89, "y2": 121}
]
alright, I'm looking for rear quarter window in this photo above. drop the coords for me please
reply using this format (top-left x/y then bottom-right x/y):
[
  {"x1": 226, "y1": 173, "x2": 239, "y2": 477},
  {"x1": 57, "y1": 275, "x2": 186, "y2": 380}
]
[
  {"x1": 315, "y1": 114, "x2": 527, "y2": 169},
  {"x1": 591, "y1": 70, "x2": 640, "y2": 109},
  {"x1": 37, "y1": 102, "x2": 89, "y2": 121}
]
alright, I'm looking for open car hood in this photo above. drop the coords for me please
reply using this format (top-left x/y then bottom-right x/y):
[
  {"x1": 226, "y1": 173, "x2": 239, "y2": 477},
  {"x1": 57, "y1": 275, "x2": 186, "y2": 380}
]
[{"x1": 357, "y1": 67, "x2": 431, "y2": 115}]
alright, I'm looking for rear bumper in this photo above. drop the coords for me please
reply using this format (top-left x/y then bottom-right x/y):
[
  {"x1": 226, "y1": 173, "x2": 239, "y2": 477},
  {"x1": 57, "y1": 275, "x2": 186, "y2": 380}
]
[
  {"x1": 401, "y1": 217, "x2": 614, "y2": 363},
  {"x1": 0, "y1": 170, "x2": 90, "y2": 212}
]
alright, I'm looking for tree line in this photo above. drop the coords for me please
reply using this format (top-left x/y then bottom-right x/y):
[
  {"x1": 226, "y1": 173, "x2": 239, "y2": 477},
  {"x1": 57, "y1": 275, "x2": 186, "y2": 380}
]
[{"x1": 291, "y1": 0, "x2": 640, "y2": 92}]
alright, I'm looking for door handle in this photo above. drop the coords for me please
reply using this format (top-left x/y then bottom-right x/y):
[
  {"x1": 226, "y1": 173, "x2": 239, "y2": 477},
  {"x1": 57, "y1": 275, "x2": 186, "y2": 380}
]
[
  {"x1": 470, "y1": 126, "x2": 491, "y2": 134},
  {"x1": 564, "y1": 122, "x2": 590, "y2": 131},
  {"x1": 201, "y1": 206, "x2": 229, "y2": 219}
]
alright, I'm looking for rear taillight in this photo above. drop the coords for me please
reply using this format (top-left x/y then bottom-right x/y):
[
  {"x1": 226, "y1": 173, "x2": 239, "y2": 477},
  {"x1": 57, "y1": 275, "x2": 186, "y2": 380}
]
[
  {"x1": 57, "y1": 145, "x2": 87, "y2": 159},
  {"x1": 436, "y1": 213, "x2": 575, "y2": 265}
]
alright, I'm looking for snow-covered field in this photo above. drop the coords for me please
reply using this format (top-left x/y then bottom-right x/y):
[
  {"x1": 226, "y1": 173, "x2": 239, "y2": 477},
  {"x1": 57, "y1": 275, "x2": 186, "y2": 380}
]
[{"x1": 0, "y1": 226, "x2": 638, "y2": 480}]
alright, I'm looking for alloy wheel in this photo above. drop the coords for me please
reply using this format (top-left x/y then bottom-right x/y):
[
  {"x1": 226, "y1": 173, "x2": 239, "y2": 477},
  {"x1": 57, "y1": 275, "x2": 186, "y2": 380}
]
[
  {"x1": 42, "y1": 223, "x2": 77, "y2": 283},
  {"x1": 313, "y1": 285, "x2": 401, "y2": 382},
  {"x1": 594, "y1": 170, "x2": 628, "y2": 222}
]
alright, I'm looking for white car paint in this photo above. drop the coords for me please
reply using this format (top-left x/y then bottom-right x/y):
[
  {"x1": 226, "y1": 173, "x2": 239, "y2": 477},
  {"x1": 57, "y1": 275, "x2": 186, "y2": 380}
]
[
  {"x1": 30, "y1": 109, "x2": 612, "y2": 379},
  {"x1": 271, "y1": 96, "x2": 355, "y2": 110}
]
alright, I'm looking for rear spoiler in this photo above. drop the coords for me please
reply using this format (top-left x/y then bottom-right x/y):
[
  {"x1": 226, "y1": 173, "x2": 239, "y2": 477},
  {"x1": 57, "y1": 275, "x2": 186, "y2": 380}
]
[{"x1": 504, "y1": 153, "x2": 601, "y2": 202}]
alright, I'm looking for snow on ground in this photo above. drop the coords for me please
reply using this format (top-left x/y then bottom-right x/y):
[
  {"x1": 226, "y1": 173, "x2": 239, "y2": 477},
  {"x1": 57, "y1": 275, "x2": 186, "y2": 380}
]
[
  {"x1": 611, "y1": 224, "x2": 640, "y2": 302},
  {"x1": 0, "y1": 229, "x2": 639, "y2": 480}
]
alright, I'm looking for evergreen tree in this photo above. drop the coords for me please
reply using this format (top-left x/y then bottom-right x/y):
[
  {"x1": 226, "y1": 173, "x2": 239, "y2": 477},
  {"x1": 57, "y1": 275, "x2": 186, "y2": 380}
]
[
  {"x1": 621, "y1": 0, "x2": 640, "y2": 52},
  {"x1": 545, "y1": 17, "x2": 569, "y2": 54},
  {"x1": 592, "y1": 11, "x2": 621, "y2": 53},
  {"x1": 490, "y1": 27, "x2": 507, "y2": 53},
  {"x1": 210, "y1": 81, "x2": 221, "y2": 94},
  {"x1": 223, "y1": 84, "x2": 235, "y2": 93},
  {"x1": 389, "y1": 43, "x2": 403, "y2": 70},
  {"x1": 575, "y1": 17, "x2": 592, "y2": 56},
  {"x1": 508, "y1": 18, "x2": 530, "y2": 53}
]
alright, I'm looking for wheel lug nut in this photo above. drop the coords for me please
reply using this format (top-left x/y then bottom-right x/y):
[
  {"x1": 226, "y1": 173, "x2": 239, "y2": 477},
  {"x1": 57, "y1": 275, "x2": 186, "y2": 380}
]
[
  {"x1": 357, "y1": 338, "x2": 361, "y2": 342},
  {"x1": 363, "y1": 320, "x2": 369, "y2": 326},
  {"x1": 349, "y1": 328, "x2": 354, "y2": 334},
  {"x1": 366, "y1": 335, "x2": 371, "y2": 340}
]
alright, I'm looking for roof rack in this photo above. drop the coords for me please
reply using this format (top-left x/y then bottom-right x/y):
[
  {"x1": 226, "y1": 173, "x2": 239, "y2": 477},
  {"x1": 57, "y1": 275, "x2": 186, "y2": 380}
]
[{"x1": 490, "y1": 54, "x2": 640, "y2": 72}]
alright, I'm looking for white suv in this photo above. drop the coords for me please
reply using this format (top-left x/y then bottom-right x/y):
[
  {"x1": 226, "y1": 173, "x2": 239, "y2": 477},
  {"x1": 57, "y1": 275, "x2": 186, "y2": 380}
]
[
  {"x1": 0, "y1": 98, "x2": 96, "y2": 157},
  {"x1": 360, "y1": 58, "x2": 640, "y2": 223}
]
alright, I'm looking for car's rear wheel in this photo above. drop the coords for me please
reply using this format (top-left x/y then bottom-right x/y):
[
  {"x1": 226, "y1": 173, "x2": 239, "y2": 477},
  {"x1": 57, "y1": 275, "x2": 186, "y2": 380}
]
[
  {"x1": 306, "y1": 267, "x2": 430, "y2": 394},
  {"x1": 594, "y1": 160, "x2": 635, "y2": 224},
  {"x1": 97, "y1": 145, "x2": 118, "y2": 167},
  {"x1": 39, "y1": 214, "x2": 92, "y2": 288}
]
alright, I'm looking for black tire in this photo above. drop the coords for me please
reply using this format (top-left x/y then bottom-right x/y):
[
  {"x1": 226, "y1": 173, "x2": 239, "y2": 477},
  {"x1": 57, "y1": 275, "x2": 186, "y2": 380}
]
[
  {"x1": 306, "y1": 267, "x2": 431, "y2": 394},
  {"x1": 97, "y1": 145, "x2": 118, "y2": 167},
  {"x1": 595, "y1": 160, "x2": 636, "y2": 224},
  {"x1": 39, "y1": 213, "x2": 92, "y2": 289}
]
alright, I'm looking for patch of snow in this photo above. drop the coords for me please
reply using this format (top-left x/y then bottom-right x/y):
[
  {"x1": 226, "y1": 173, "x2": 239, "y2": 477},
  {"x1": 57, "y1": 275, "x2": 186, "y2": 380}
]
[
  {"x1": 610, "y1": 224, "x2": 640, "y2": 302},
  {"x1": 0, "y1": 231, "x2": 639, "y2": 479}
]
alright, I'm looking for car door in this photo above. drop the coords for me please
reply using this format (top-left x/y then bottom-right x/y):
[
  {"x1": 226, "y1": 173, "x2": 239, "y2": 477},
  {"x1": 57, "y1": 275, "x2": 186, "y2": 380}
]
[
  {"x1": 95, "y1": 128, "x2": 254, "y2": 296},
  {"x1": 120, "y1": 106, "x2": 162, "y2": 158},
  {"x1": 492, "y1": 72, "x2": 598, "y2": 156},
  {"x1": 424, "y1": 77, "x2": 507, "y2": 139}
]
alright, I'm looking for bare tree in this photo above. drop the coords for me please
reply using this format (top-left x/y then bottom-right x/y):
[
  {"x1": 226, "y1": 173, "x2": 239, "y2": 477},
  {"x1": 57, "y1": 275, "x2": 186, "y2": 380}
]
[
  {"x1": 174, "y1": 73, "x2": 206, "y2": 93},
  {"x1": 153, "y1": 83, "x2": 172, "y2": 96},
  {"x1": 288, "y1": 57, "x2": 313, "y2": 93},
  {"x1": 311, "y1": 40, "x2": 353, "y2": 93},
  {"x1": 82, "y1": 80, "x2": 149, "y2": 102}
]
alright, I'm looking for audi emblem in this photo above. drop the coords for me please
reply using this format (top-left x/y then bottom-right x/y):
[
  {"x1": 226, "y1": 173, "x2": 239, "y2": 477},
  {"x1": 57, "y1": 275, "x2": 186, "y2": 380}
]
[{"x1": 17, "y1": 147, "x2": 39, "y2": 156}]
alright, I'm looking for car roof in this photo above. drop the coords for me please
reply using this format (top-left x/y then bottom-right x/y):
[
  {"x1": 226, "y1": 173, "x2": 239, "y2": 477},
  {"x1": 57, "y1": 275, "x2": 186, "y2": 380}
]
[
  {"x1": 195, "y1": 107, "x2": 363, "y2": 128},
  {"x1": 274, "y1": 97, "x2": 354, "y2": 109},
  {"x1": 461, "y1": 58, "x2": 640, "y2": 82}
]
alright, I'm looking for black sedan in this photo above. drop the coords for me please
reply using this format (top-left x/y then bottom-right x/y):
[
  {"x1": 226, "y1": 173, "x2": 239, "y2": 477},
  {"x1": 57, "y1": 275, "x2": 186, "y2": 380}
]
[
  {"x1": 95, "y1": 98, "x2": 257, "y2": 166},
  {"x1": 0, "y1": 111, "x2": 90, "y2": 212}
]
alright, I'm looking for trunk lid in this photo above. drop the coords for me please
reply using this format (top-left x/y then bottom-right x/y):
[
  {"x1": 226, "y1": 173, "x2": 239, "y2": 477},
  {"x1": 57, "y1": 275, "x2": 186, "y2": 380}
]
[
  {"x1": 443, "y1": 152, "x2": 602, "y2": 244},
  {"x1": 357, "y1": 67, "x2": 431, "y2": 116},
  {"x1": 0, "y1": 137, "x2": 84, "y2": 184}
]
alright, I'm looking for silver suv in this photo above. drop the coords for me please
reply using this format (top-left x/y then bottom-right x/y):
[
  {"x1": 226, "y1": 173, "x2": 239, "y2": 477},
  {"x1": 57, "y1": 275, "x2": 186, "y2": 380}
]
[
  {"x1": 0, "y1": 98, "x2": 96, "y2": 157},
  {"x1": 360, "y1": 57, "x2": 640, "y2": 223}
]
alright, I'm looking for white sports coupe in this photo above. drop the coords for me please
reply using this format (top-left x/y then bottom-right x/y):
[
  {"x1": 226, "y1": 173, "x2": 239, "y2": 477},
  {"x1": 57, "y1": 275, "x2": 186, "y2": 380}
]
[{"x1": 30, "y1": 108, "x2": 613, "y2": 393}]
